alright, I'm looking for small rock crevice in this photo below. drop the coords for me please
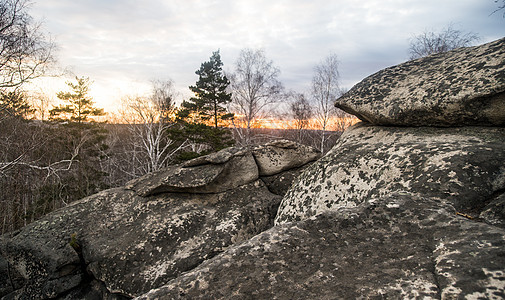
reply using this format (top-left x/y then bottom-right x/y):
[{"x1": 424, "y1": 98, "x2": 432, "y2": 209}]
[{"x1": 427, "y1": 242, "x2": 443, "y2": 300}]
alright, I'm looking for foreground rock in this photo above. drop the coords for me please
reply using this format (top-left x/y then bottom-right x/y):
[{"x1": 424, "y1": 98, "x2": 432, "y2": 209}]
[
  {"x1": 335, "y1": 37, "x2": 505, "y2": 126},
  {"x1": 252, "y1": 140, "x2": 320, "y2": 176},
  {"x1": 0, "y1": 183, "x2": 280, "y2": 299},
  {"x1": 275, "y1": 123, "x2": 505, "y2": 224},
  {"x1": 0, "y1": 142, "x2": 319, "y2": 299},
  {"x1": 137, "y1": 194, "x2": 505, "y2": 299}
]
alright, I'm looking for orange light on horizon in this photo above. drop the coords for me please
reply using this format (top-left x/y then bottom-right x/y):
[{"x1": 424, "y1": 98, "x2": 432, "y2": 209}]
[{"x1": 230, "y1": 115, "x2": 359, "y2": 131}]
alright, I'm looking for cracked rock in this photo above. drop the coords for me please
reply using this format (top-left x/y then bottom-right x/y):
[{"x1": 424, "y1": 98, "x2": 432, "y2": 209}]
[{"x1": 275, "y1": 123, "x2": 505, "y2": 224}]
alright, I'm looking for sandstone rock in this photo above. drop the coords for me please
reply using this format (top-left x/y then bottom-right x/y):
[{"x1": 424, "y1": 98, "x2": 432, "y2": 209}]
[
  {"x1": 0, "y1": 181, "x2": 281, "y2": 299},
  {"x1": 0, "y1": 141, "x2": 319, "y2": 299},
  {"x1": 252, "y1": 140, "x2": 321, "y2": 176},
  {"x1": 335, "y1": 37, "x2": 505, "y2": 126},
  {"x1": 136, "y1": 194, "x2": 505, "y2": 299},
  {"x1": 275, "y1": 123, "x2": 505, "y2": 224},
  {"x1": 127, "y1": 147, "x2": 258, "y2": 196}
]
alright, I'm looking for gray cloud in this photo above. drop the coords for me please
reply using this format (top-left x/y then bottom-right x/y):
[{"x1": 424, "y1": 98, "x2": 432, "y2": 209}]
[{"x1": 30, "y1": 0, "x2": 504, "y2": 110}]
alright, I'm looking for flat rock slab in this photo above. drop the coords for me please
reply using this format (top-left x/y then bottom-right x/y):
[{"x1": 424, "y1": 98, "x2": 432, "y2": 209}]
[
  {"x1": 127, "y1": 148, "x2": 259, "y2": 196},
  {"x1": 335, "y1": 37, "x2": 505, "y2": 126},
  {"x1": 136, "y1": 194, "x2": 505, "y2": 299},
  {"x1": 0, "y1": 181, "x2": 281, "y2": 299},
  {"x1": 275, "y1": 123, "x2": 505, "y2": 224}
]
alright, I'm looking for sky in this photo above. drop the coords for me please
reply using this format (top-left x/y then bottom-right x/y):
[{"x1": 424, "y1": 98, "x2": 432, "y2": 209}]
[{"x1": 29, "y1": 0, "x2": 504, "y2": 113}]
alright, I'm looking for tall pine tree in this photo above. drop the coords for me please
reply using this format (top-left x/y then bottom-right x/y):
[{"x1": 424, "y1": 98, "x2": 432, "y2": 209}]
[
  {"x1": 49, "y1": 76, "x2": 104, "y2": 123},
  {"x1": 178, "y1": 50, "x2": 233, "y2": 128},
  {"x1": 173, "y1": 50, "x2": 235, "y2": 160},
  {"x1": 47, "y1": 76, "x2": 109, "y2": 203}
]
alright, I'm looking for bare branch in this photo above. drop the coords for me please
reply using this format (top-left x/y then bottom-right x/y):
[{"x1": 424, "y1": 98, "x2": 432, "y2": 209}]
[
  {"x1": 228, "y1": 48, "x2": 284, "y2": 144},
  {"x1": 0, "y1": 0, "x2": 56, "y2": 92},
  {"x1": 408, "y1": 24, "x2": 480, "y2": 60}
]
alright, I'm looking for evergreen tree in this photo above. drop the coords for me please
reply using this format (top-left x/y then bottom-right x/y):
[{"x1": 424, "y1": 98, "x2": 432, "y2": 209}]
[
  {"x1": 49, "y1": 76, "x2": 104, "y2": 123},
  {"x1": 0, "y1": 91, "x2": 34, "y2": 119},
  {"x1": 178, "y1": 50, "x2": 234, "y2": 128},
  {"x1": 47, "y1": 76, "x2": 109, "y2": 204},
  {"x1": 173, "y1": 50, "x2": 235, "y2": 160}
]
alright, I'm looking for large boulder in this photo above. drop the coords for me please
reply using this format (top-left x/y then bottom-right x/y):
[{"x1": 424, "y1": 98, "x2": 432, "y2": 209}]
[
  {"x1": 128, "y1": 141, "x2": 320, "y2": 196},
  {"x1": 127, "y1": 147, "x2": 258, "y2": 196},
  {"x1": 136, "y1": 194, "x2": 505, "y2": 299},
  {"x1": 0, "y1": 141, "x2": 318, "y2": 299},
  {"x1": 275, "y1": 123, "x2": 505, "y2": 224},
  {"x1": 335, "y1": 37, "x2": 505, "y2": 126}
]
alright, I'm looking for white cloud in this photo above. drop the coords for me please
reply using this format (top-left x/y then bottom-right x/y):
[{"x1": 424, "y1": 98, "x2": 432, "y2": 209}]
[{"x1": 29, "y1": 0, "x2": 504, "y2": 112}]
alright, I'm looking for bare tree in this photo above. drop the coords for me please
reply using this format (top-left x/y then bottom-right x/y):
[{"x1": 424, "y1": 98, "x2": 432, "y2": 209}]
[
  {"x1": 311, "y1": 53, "x2": 341, "y2": 154},
  {"x1": 0, "y1": 0, "x2": 55, "y2": 92},
  {"x1": 492, "y1": 0, "x2": 505, "y2": 17},
  {"x1": 119, "y1": 80, "x2": 185, "y2": 176},
  {"x1": 29, "y1": 89, "x2": 53, "y2": 120},
  {"x1": 228, "y1": 48, "x2": 283, "y2": 145},
  {"x1": 289, "y1": 92, "x2": 312, "y2": 144},
  {"x1": 408, "y1": 25, "x2": 479, "y2": 60}
]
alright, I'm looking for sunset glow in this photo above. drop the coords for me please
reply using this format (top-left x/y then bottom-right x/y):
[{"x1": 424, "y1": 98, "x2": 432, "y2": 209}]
[{"x1": 27, "y1": 1, "x2": 502, "y2": 117}]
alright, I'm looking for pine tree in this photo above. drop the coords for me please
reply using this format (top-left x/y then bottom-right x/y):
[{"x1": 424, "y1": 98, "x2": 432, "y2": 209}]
[
  {"x1": 173, "y1": 50, "x2": 235, "y2": 160},
  {"x1": 0, "y1": 91, "x2": 34, "y2": 119},
  {"x1": 47, "y1": 76, "x2": 109, "y2": 204},
  {"x1": 178, "y1": 50, "x2": 234, "y2": 128},
  {"x1": 49, "y1": 76, "x2": 104, "y2": 123}
]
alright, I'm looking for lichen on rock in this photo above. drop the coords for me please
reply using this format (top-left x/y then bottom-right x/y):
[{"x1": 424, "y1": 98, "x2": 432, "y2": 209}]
[{"x1": 275, "y1": 123, "x2": 505, "y2": 224}]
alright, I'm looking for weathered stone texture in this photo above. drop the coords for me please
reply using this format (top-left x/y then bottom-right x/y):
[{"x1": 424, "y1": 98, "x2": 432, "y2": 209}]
[
  {"x1": 252, "y1": 140, "x2": 321, "y2": 176},
  {"x1": 275, "y1": 123, "x2": 505, "y2": 224},
  {"x1": 335, "y1": 37, "x2": 505, "y2": 126},
  {"x1": 136, "y1": 194, "x2": 505, "y2": 300},
  {"x1": 0, "y1": 142, "x2": 318, "y2": 299},
  {"x1": 0, "y1": 182, "x2": 281, "y2": 299},
  {"x1": 127, "y1": 147, "x2": 259, "y2": 196},
  {"x1": 127, "y1": 141, "x2": 320, "y2": 197}
]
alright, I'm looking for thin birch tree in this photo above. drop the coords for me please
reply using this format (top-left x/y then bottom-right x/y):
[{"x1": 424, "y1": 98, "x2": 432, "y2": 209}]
[
  {"x1": 311, "y1": 53, "x2": 341, "y2": 154},
  {"x1": 228, "y1": 48, "x2": 283, "y2": 145}
]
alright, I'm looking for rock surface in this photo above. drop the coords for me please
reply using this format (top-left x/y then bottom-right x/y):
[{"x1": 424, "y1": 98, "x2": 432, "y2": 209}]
[
  {"x1": 0, "y1": 142, "x2": 318, "y2": 299},
  {"x1": 128, "y1": 140, "x2": 320, "y2": 196},
  {"x1": 136, "y1": 194, "x2": 505, "y2": 299},
  {"x1": 0, "y1": 183, "x2": 280, "y2": 299},
  {"x1": 275, "y1": 123, "x2": 505, "y2": 224},
  {"x1": 335, "y1": 37, "x2": 505, "y2": 126},
  {"x1": 127, "y1": 147, "x2": 258, "y2": 196},
  {"x1": 252, "y1": 140, "x2": 321, "y2": 176}
]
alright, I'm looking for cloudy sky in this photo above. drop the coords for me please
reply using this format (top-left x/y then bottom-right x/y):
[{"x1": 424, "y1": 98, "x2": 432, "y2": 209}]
[{"x1": 30, "y1": 0, "x2": 504, "y2": 112}]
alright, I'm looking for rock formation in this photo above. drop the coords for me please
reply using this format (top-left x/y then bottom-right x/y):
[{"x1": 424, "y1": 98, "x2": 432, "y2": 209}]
[
  {"x1": 275, "y1": 124, "x2": 505, "y2": 224},
  {"x1": 0, "y1": 141, "x2": 319, "y2": 299},
  {"x1": 334, "y1": 37, "x2": 505, "y2": 126},
  {"x1": 135, "y1": 37, "x2": 505, "y2": 299},
  {"x1": 138, "y1": 194, "x2": 505, "y2": 299},
  {"x1": 2, "y1": 37, "x2": 505, "y2": 299}
]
